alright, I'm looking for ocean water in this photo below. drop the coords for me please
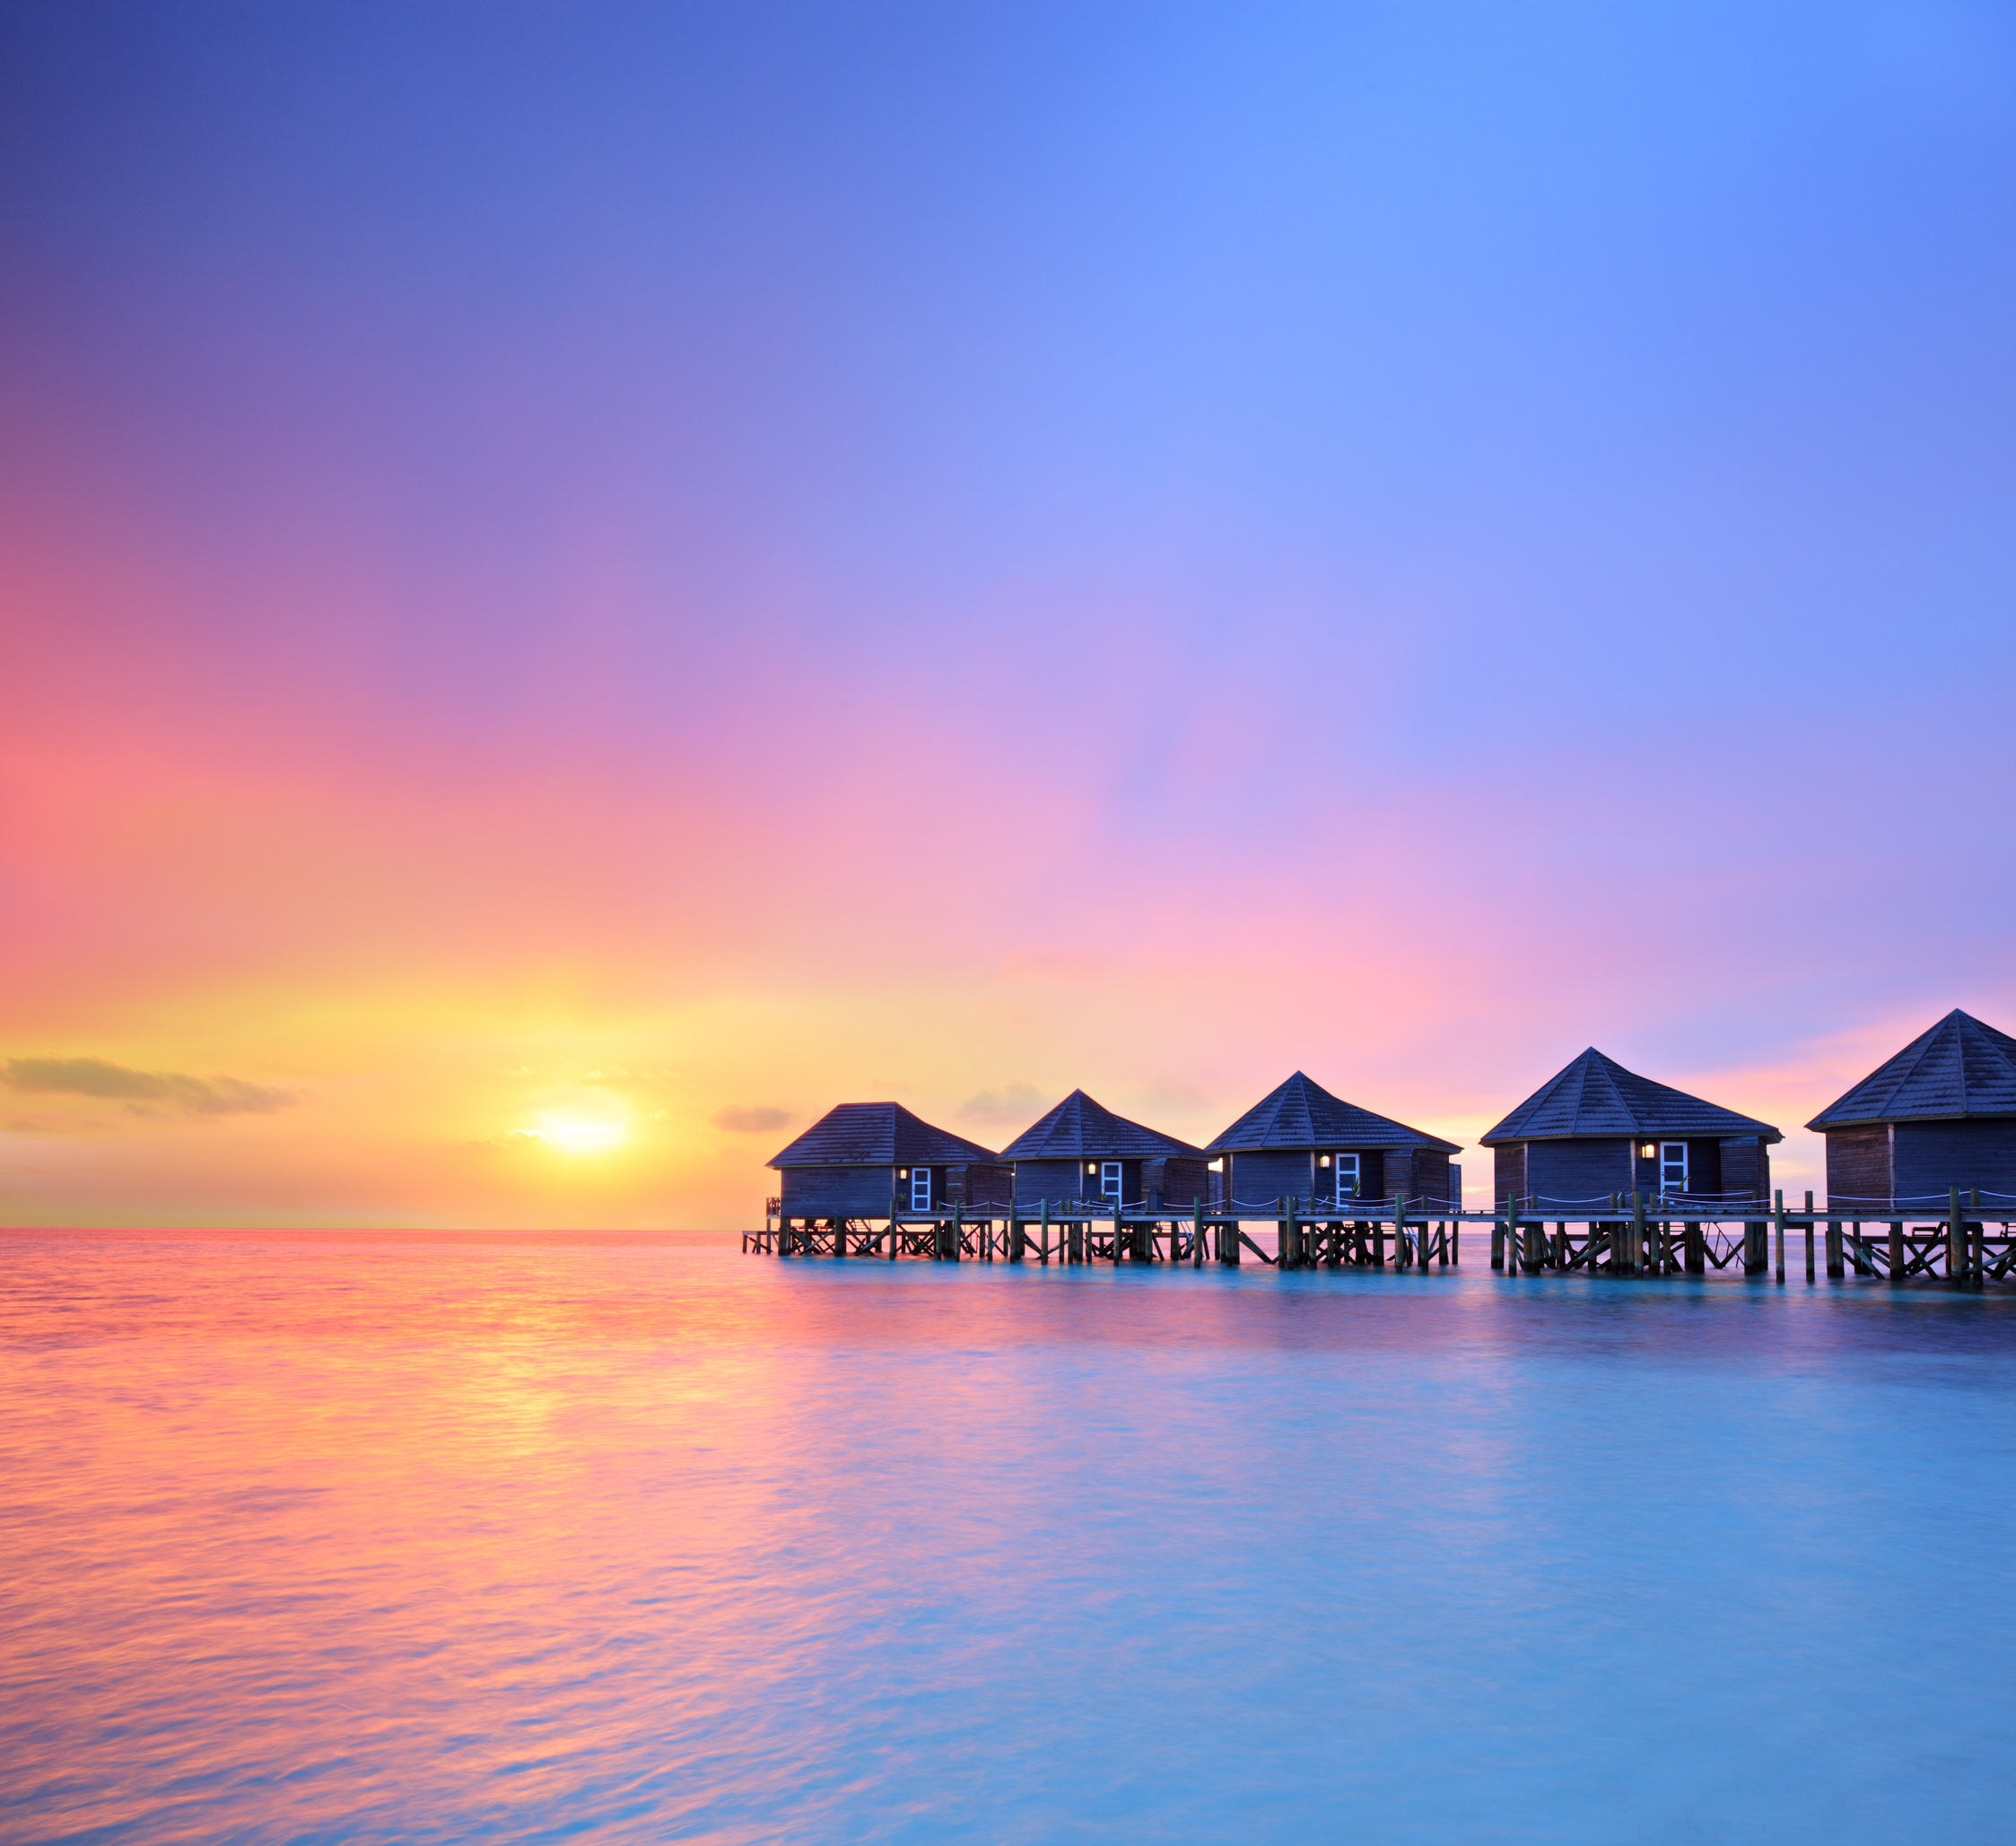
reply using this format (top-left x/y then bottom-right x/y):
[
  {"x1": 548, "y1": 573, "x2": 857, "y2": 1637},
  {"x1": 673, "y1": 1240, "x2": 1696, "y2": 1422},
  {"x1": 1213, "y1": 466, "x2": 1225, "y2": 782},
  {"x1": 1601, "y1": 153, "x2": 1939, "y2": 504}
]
[{"x1": 2, "y1": 1235, "x2": 2012, "y2": 1844}]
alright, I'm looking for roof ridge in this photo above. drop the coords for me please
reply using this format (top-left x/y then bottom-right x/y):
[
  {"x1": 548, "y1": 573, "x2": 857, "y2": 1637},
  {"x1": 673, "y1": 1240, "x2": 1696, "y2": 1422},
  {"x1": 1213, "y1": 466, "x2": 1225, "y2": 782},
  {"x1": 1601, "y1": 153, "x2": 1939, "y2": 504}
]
[
  {"x1": 1888, "y1": 1015, "x2": 1956, "y2": 1116},
  {"x1": 1965, "y1": 1010, "x2": 2016, "y2": 1082},
  {"x1": 1581, "y1": 1050, "x2": 1627, "y2": 1135}
]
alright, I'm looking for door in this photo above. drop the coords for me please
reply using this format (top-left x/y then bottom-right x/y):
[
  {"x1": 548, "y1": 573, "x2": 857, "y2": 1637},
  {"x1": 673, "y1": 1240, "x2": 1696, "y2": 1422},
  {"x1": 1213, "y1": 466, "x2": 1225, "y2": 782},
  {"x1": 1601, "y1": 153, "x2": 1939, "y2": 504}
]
[
  {"x1": 911, "y1": 1166, "x2": 932, "y2": 1210},
  {"x1": 1333, "y1": 1152, "x2": 1360, "y2": 1206},
  {"x1": 1658, "y1": 1142, "x2": 1688, "y2": 1197},
  {"x1": 1099, "y1": 1161, "x2": 1123, "y2": 1206}
]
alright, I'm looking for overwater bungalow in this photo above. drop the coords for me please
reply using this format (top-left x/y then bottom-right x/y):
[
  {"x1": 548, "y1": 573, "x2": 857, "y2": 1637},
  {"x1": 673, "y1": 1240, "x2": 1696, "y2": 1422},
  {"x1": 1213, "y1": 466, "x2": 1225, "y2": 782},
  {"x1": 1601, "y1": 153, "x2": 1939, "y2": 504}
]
[
  {"x1": 1482, "y1": 1048, "x2": 1779, "y2": 1207},
  {"x1": 999, "y1": 1089, "x2": 1209, "y2": 1212},
  {"x1": 1807, "y1": 1008, "x2": 2016, "y2": 1206},
  {"x1": 1206, "y1": 1071, "x2": 1461, "y2": 1211},
  {"x1": 767, "y1": 1102, "x2": 1010, "y2": 1218}
]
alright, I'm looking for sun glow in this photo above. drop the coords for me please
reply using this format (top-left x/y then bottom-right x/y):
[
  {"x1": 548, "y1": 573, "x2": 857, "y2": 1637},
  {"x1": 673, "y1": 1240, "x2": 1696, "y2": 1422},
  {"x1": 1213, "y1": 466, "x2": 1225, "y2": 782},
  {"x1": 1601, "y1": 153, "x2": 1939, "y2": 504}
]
[
  {"x1": 537, "y1": 1119, "x2": 625, "y2": 1154},
  {"x1": 523, "y1": 1087, "x2": 628, "y2": 1156}
]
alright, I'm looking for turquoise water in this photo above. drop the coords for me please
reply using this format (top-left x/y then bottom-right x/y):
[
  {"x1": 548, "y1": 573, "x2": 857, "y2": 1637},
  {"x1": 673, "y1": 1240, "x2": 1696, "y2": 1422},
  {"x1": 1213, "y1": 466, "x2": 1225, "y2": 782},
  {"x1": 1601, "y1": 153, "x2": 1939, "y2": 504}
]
[{"x1": 2, "y1": 1235, "x2": 2012, "y2": 1842}]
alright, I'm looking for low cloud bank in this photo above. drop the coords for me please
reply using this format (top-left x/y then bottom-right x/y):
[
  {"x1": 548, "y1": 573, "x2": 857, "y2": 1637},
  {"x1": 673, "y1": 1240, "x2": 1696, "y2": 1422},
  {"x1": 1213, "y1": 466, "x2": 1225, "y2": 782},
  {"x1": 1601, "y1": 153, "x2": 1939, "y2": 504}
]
[
  {"x1": 1, "y1": 1056, "x2": 293, "y2": 1116},
  {"x1": 959, "y1": 1082, "x2": 1047, "y2": 1126},
  {"x1": 713, "y1": 1104, "x2": 793, "y2": 1134}
]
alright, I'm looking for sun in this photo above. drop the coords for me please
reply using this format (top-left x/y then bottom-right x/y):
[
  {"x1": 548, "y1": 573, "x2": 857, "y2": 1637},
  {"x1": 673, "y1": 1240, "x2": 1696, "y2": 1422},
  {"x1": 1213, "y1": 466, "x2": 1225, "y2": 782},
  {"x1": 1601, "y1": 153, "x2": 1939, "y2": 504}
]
[
  {"x1": 537, "y1": 1117, "x2": 625, "y2": 1154},
  {"x1": 519, "y1": 1086, "x2": 629, "y2": 1155}
]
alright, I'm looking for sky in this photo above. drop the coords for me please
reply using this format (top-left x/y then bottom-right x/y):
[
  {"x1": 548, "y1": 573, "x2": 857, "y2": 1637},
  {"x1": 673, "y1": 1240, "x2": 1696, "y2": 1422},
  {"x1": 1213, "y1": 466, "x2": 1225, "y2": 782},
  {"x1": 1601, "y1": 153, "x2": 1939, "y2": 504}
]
[{"x1": 3, "y1": 1, "x2": 2012, "y2": 1227}]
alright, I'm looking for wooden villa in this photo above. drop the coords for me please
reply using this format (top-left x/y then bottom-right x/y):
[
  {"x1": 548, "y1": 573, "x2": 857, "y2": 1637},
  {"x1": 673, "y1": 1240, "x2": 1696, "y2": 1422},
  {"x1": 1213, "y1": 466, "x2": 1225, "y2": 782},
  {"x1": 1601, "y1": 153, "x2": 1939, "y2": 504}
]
[
  {"x1": 1206, "y1": 1071, "x2": 1461, "y2": 1211},
  {"x1": 1807, "y1": 1008, "x2": 2016, "y2": 1207},
  {"x1": 1482, "y1": 1049, "x2": 1780, "y2": 1207},
  {"x1": 766, "y1": 1102, "x2": 1010, "y2": 1221},
  {"x1": 999, "y1": 1089, "x2": 1209, "y2": 1212}
]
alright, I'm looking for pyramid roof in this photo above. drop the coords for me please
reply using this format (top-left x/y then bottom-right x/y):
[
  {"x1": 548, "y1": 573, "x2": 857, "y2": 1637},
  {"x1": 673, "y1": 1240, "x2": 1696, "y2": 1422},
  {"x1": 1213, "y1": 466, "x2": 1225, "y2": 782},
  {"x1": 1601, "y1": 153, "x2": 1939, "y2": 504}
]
[
  {"x1": 1206, "y1": 1071, "x2": 1459, "y2": 1155},
  {"x1": 767, "y1": 1102, "x2": 997, "y2": 1169},
  {"x1": 998, "y1": 1089, "x2": 1201, "y2": 1162},
  {"x1": 1806, "y1": 1009, "x2": 2016, "y2": 1129},
  {"x1": 1481, "y1": 1049, "x2": 1779, "y2": 1146}
]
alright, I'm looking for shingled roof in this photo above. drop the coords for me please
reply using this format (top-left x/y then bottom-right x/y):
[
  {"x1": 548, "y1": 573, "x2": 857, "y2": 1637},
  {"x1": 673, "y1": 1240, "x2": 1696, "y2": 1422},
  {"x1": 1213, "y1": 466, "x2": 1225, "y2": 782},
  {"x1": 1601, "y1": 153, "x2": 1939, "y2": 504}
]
[
  {"x1": 1481, "y1": 1049, "x2": 1780, "y2": 1146},
  {"x1": 766, "y1": 1102, "x2": 997, "y2": 1169},
  {"x1": 1806, "y1": 1009, "x2": 2016, "y2": 1129},
  {"x1": 998, "y1": 1089, "x2": 1201, "y2": 1162},
  {"x1": 1206, "y1": 1071, "x2": 1459, "y2": 1156}
]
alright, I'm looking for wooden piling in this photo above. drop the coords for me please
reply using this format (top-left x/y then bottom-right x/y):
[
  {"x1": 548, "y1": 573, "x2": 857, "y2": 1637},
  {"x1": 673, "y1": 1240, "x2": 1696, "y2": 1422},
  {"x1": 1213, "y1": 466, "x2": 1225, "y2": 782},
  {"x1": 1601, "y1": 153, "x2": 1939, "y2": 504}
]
[
  {"x1": 1773, "y1": 1190, "x2": 1785, "y2": 1284},
  {"x1": 1803, "y1": 1191, "x2": 1815, "y2": 1284},
  {"x1": 1826, "y1": 1218, "x2": 1843, "y2": 1280}
]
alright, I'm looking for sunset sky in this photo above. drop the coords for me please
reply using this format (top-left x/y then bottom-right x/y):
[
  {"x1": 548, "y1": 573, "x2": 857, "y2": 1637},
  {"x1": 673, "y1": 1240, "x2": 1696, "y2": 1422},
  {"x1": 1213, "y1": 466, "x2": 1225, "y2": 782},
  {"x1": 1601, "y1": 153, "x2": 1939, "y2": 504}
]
[{"x1": 4, "y1": 3, "x2": 2012, "y2": 1227}]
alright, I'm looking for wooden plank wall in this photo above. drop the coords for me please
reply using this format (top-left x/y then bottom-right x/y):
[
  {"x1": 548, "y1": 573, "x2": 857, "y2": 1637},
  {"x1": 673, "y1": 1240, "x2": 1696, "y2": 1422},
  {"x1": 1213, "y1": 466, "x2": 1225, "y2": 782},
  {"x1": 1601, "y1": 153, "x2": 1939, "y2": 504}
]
[
  {"x1": 781, "y1": 1165, "x2": 896, "y2": 1215},
  {"x1": 1684, "y1": 1140, "x2": 1724, "y2": 1197},
  {"x1": 1226, "y1": 1149, "x2": 1315, "y2": 1208},
  {"x1": 1527, "y1": 1137, "x2": 1633, "y2": 1204},
  {"x1": 1407, "y1": 1149, "x2": 1456, "y2": 1209},
  {"x1": 951, "y1": 1162, "x2": 1015, "y2": 1210},
  {"x1": 1011, "y1": 1157, "x2": 1089, "y2": 1206},
  {"x1": 1147, "y1": 1156, "x2": 1213, "y2": 1208},
  {"x1": 1894, "y1": 1119, "x2": 2016, "y2": 1200},
  {"x1": 1822, "y1": 1126, "x2": 1890, "y2": 1202},
  {"x1": 1719, "y1": 1136, "x2": 1769, "y2": 1203}
]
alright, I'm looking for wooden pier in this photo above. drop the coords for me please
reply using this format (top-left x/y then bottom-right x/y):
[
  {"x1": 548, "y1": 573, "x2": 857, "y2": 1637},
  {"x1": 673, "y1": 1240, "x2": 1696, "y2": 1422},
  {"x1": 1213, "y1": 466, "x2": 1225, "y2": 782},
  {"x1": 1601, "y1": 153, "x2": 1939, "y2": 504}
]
[
  {"x1": 751, "y1": 1183, "x2": 2014, "y2": 1288},
  {"x1": 750, "y1": 1195, "x2": 1460, "y2": 1269},
  {"x1": 1488, "y1": 1183, "x2": 2013, "y2": 1287}
]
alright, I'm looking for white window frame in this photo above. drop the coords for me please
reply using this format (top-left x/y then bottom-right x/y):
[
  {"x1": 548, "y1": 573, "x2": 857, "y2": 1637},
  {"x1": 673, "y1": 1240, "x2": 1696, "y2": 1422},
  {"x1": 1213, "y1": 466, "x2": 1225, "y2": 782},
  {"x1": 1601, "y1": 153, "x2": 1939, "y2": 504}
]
[
  {"x1": 911, "y1": 1166, "x2": 932, "y2": 1211},
  {"x1": 1333, "y1": 1152, "x2": 1360, "y2": 1206},
  {"x1": 1099, "y1": 1160, "x2": 1123, "y2": 1204},
  {"x1": 1658, "y1": 1142, "x2": 1688, "y2": 1197}
]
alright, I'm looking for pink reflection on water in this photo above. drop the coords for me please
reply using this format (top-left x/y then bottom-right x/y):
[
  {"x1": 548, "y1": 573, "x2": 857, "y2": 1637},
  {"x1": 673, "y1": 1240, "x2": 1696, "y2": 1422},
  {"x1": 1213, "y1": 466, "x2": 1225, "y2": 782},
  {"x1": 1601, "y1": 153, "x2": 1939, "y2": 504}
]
[{"x1": 2, "y1": 1234, "x2": 2001, "y2": 1842}]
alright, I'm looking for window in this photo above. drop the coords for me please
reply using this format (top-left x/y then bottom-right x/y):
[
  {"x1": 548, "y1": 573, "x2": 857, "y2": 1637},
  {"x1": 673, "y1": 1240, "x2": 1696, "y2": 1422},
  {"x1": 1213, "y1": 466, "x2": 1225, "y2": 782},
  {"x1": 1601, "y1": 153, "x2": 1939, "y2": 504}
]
[
  {"x1": 911, "y1": 1167, "x2": 932, "y2": 1211},
  {"x1": 1659, "y1": 1143, "x2": 1688, "y2": 1196},
  {"x1": 1100, "y1": 1161, "x2": 1123, "y2": 1203},
  {"x1": 1333, "y1": 1153, "x2": 1360, "y2": 1205}
]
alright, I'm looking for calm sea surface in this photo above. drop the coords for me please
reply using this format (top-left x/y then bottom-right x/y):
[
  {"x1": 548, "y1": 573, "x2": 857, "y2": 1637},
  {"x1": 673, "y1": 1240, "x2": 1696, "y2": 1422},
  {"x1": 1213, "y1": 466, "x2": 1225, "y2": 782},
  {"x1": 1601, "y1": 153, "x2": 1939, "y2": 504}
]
[{"x1": 3, "y1": 1234, "x2": 2012, "y2": 1843}]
